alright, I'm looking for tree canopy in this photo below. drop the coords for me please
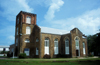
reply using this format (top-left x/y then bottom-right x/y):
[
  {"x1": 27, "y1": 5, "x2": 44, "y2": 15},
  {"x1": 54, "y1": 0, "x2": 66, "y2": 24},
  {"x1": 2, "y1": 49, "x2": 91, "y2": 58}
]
[{"x1": 87, "y1": 32, "x2": 100, "y2": 55}]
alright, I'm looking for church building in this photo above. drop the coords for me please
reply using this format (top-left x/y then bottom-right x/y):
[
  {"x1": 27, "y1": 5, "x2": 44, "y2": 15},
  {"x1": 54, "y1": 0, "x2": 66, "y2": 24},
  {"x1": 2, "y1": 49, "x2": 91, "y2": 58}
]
[{"x1": 10, "y1": 11, "x2": 88, "y2": 58}]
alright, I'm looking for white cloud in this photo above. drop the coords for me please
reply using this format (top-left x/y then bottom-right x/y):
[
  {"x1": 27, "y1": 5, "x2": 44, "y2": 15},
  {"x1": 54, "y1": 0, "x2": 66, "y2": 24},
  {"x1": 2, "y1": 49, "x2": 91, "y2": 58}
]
[
  {"x1": 44, "y1": 0, "x2": 64, "y2": 20},
  {"x1": 47, "y1": 8, "x2": 100, "y2": 35},
  {"x1": 0, "y1": 0, "x2": 33, "y2": 21},
  {"x1": 17, "y1": 0, "x2": 33, "y2": 12}
]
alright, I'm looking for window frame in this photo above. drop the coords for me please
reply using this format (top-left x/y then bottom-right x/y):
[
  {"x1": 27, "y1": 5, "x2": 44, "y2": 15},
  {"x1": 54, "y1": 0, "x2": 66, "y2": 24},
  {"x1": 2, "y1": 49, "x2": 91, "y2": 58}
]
[
  {"x1": 26, "y1": 16, "x2": 31, "y2": 24},
  {"x1": 24, "y1": 48, "x2": 30, "y2": 56},
  {"x1": 25, "y1": 39, "x2": 30, "y2": 43},
  {"x1": 36, "y1": 48, "x2": 39, "y2": 55},
  {"x1": 54, "y1": 39, "x2": 58, "y2": 55},
  {"x1": 83, "y1": 42, "x2": 86, "y2": 54},
  {"x1": 26, "y1": 26, "x2": 31, "y2": 34},
  {"x1": 65, "y1": 39, "x2": 69, "y2": 54},
  {"x1": 44, "y1": 38, "x2": 49, "y2": 54}
]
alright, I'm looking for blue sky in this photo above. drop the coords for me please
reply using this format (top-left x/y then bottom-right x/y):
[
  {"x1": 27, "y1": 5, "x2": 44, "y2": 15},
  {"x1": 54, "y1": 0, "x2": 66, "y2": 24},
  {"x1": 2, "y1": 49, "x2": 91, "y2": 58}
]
[{"x1": 0, "y1": 0, "x2": 100, "y2": 46}]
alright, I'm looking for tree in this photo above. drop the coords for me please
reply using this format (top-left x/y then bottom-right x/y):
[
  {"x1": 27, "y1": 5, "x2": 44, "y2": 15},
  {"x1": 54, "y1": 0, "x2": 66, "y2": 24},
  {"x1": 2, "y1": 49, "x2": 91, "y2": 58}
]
[{"x1": 87, "y1": 32, "x2": 100, "y2": 56}]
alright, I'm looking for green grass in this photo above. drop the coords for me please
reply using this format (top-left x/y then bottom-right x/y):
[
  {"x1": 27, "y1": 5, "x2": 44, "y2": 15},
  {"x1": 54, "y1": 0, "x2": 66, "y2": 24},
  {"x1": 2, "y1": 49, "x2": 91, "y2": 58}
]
[{"x1": 0, "y1": 58, "x2": 100, "y2": 65}]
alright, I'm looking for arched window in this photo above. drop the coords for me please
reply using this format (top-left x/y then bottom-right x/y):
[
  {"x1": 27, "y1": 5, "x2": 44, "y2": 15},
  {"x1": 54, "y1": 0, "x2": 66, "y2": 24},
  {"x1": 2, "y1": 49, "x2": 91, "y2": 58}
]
[
  {"x1": 25, "y1": 39, "x2": 30, "y2": 43},
  {"x1": 75, "y1": 37, "x2": 80, "y2": 56},
  {"x1": 26, "y1": 16, "x2": 31, "y2": 24},
  {"x1": 36, "y1": 38, "x2": 39, "y2": 42},
  {"x1": 83, "y1": 42, "x2": 85, "y2": 54},
  {"x1": 75, "y1": 37, "x2": 79, "y2": 49},
  {"x1": 65, "y1": 39, "x2": 69, "y2": 54},
  {"x1": 54, "y1": 39, "x2": 58, "y2": 54},
  {"x1": 44, "y1": 38, "x2": 49, "y2": 54},
  {"x1": 36, "y1": 48, "x2": 38, "y2": 55},
  {"x1": 26, "y1": 26, "x2": 31, "y2": 34}
]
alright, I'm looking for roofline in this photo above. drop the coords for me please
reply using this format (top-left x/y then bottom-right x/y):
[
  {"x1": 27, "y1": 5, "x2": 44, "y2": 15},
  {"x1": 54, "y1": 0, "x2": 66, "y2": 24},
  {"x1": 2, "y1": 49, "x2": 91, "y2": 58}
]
[
  {"x1": 21, "y1": 11, "x2": 36, "y2": 15},
  {"x1": 41, "y1": 32, "x2": 70, "y2": 35},
  {"x1": 16, "y1": 11, "x2": 36, "y2": 17}
]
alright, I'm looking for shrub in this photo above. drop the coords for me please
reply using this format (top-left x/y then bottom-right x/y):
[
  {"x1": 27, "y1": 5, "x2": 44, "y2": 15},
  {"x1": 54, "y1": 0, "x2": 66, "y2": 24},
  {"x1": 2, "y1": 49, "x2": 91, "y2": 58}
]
[
  {"x1": 43, "y1": 54, "x2": 51, "y2": 59},
  {"x1": 56, "y1": 53, "x2": 62, "y2": 58},
  {"x1": 56, "y1": 53, "x2": 70, "y2": 58},
  {"x1": 18, "y1": 53, "x2": 26, "y2": 58},
  {"x1": 7, "y1": 52, "x2": 13, "y2": 57}
]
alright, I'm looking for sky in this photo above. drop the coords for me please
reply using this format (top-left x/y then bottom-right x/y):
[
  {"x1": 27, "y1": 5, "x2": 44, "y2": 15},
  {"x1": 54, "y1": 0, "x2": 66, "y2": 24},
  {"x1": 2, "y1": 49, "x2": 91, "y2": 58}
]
[{"x1": 0, "y1": 0, "x2": 100, "y2": 46}]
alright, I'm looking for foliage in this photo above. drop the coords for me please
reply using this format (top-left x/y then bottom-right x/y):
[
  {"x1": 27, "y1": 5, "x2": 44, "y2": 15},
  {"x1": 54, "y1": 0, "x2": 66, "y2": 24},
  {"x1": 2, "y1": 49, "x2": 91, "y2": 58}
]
[
  {"x1": 43, "y1": 54, "x2": 51, "y2": 59},
  {"x1": 56, "y1": 53, "x2": 70, "y2": 58},
  {"x1": 18, "y1": 53, "x2": 27, "y2": 58},
  {"x1": 7, "y1": 52, "x2": 13, "y2": 57},
  {"x1": 87, "y1": 32, "x2": 100, "y2": 56}
]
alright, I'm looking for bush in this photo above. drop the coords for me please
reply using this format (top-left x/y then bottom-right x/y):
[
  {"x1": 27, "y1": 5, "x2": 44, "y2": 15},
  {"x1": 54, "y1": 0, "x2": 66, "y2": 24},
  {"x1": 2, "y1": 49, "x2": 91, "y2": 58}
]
[
  {"x1": 43, "y1": 54, "x2": 51, "y2": 59},
  {"x1": 56, "y1": 53, "x2": 70, "y2": 58},
  {"x1": 18, "y1": 53, "x2": 26, "y2": 58},
  {"x1": 7, "y1": 52, "x2": 13, "y2": 57},
  {"x1": 88, "y1": 55, "x2": 94, "y2": 57},
  {"x1": 56, "y1": 53, "x2": 62, "y2": 58}
]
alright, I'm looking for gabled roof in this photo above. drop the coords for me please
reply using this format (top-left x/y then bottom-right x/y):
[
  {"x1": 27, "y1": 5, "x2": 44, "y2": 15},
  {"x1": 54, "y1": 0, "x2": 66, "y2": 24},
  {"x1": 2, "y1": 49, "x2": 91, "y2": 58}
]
[
  {"x1": 39, "y1": 26, "x2": 70, "y2": 35},
  {"x1": 71, "y1": 27, "x2": 83, "y2": 34}
]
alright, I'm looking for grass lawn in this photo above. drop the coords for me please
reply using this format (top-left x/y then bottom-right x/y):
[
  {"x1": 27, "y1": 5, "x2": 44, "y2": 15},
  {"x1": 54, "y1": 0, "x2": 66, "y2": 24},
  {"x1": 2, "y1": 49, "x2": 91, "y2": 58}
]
[{"x1": 0, "y1": 57, "x2": 100, "y2": 65}]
